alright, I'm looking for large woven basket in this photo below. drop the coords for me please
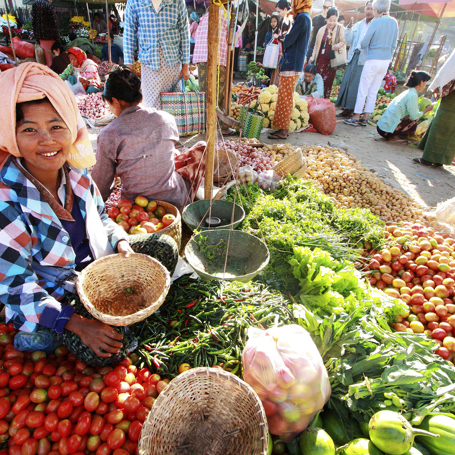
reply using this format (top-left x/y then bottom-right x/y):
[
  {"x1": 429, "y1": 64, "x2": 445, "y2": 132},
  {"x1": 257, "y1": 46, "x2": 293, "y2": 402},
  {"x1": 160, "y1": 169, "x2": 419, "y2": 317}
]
[
  {"x1": 213, "y1": 149, "x2": 238, "y2": 183},
  {"x1": 154, "y1": 201, "x2": 182, "y2": 251},
  {"x1": 185, "y1": 230, "x2": 270, "y2": 282},
  {"x1": 139, "y1": 367, "x2": 269, "y2": 455},
  {"x1": 273, "y1": 148, "x2": 304, "y2": 177},
  {"x1": 293, "y1": 160, "x2": 308, "y2": 179},
  {"x1": 76, "y1": 253, "x2": 170, "y2": 326}
]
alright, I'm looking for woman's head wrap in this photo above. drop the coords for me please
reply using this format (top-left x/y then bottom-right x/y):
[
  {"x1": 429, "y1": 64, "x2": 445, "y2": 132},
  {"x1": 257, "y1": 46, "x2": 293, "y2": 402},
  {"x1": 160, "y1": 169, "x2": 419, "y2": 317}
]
[
  {"x1": 292, "y1": 0, "x2": 312, "y2": 14},
  {"x1": 68, "y1": 47, "x2": 87, "y2": 66},
  {"x1": 190, "y1": 12, "x2": 199, "y2": 23}
]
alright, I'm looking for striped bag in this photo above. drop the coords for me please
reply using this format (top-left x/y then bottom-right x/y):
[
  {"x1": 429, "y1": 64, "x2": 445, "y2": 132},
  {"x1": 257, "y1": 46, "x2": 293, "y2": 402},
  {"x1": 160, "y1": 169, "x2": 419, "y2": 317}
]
[{"x1": 160, "y1": 78, "x2": 206, "y2": 137}]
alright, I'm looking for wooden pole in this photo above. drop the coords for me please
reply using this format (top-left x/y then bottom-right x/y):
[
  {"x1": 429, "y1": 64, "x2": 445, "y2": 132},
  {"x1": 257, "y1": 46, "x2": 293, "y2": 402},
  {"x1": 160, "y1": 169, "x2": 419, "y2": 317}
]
[
  {"x1": 3, "y1": 0, "x2": 17, "y2": 62},
  {"x1": 426, "y1": 2, "x2": 446, "y2": 71},
  {"x1": 86, "y1": 3, "x2": 93, "y2": 43},
  {"x1": 105, "y1": 0, "x2": 112, "y2": 70},
  {"x1": 253, "y1": 0, "x2": 258, "y2": 61},
  {"x1": 224, "y1": 6, "x2": 236, "y2": 117},
  {"x1": 204, "y1": 0, "x2": 220, "y2": 200}
]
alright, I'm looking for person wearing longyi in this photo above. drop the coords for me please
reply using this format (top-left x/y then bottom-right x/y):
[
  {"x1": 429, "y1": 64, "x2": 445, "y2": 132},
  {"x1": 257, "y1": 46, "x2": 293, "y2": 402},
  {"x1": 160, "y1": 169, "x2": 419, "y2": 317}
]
[{"x1": 0, "y1": 63, "x2": 178, "y2": 366}]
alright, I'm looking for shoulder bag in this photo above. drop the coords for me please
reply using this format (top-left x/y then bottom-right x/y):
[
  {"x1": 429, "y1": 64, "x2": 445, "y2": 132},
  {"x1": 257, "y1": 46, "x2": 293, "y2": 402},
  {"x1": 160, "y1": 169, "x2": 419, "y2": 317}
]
[{"x1": 330, "y1": 25, "x2": 347, "y2": 69}]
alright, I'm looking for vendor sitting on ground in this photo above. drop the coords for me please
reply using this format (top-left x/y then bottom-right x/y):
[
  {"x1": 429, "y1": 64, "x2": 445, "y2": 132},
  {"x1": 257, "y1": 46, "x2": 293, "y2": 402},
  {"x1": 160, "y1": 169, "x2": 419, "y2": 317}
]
[
  {"x1": 101, "y1": 30, "x2": 123, "y2": 64},
  {"x1": 67, "y1": 32, "x2": 98, "y2": 59},
  {"x1": 60, "y1": 47, "x2": 101, "y2": 94},
  {"x1": 91, "y1": 69, "x2": 191, "y2": 213},
  {"x1": 0, "y1": 63, "x2": 178, "y2": 366},
  {"x1": 295, "y1": 63, "x2": 324, "y2": 98},
  {"x1": 377, "y1": 70, "x2": 433, "y2": 142},
  {"x1": 50, "y1": 41, "x2": 71, "y2": 75}
]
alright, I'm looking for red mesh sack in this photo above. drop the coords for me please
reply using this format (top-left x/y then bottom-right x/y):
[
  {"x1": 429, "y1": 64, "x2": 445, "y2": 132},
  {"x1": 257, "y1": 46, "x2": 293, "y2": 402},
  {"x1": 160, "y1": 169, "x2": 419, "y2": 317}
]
[
  {"x1": 12, "y1": 37, "x2": 35, "y2": 59},
  {"x1": 0, "y1": 45, "x2": 12, "y2": 54},
  {"x1": 0, "y1": 63, "x2": 15, "y2": 71},
  {"x1": 307, "y1": 98, "x2": 337, "y2": 136}
]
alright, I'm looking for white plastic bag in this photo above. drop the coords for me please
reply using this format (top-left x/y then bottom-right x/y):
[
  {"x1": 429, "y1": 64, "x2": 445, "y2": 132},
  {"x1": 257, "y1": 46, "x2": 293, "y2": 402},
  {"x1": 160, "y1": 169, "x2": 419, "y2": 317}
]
[
  {"x1": 257, "y1": 170, "x2": 280, "y2": 190},
  {"x1": 242, "y1": 325, "x2": 331, "y2": 441},
  {"x1": 65, "y1": 79, "x2": 86, "y2": 97},
  {"x1": 424, "y1": 197, "x2": 455, "y2": 226},
  {"x1": 237, "y1": 165, "x2": 258, "y2": 185}
]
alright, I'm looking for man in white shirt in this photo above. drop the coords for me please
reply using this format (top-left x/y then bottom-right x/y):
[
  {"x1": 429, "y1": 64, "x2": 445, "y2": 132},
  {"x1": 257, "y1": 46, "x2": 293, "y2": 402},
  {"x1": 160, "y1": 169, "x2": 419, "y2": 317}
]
[{"x1": 336, "y1": 1, "x2": 374, "y2": 117}]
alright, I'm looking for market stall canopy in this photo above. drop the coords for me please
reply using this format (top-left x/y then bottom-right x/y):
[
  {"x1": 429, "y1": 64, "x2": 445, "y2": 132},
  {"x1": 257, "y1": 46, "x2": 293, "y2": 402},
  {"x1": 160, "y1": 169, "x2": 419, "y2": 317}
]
[{"x1": 398, "y1": 0, "x2": 455, "y2": 17}]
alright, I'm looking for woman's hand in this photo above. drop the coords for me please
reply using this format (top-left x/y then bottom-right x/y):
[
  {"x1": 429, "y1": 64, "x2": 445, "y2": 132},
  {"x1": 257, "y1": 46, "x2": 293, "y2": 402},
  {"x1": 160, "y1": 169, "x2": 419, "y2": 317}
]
[
  {"x1": 423, "y1": 104, "x2": 434, "y2": 114},
  {"x1": 66, "y1": 314, "x2": 124, "y2": 358},
  {"x1": 79, "y1": 77, "x2": 88, "y2": 84},
  {"x1": 117, "y1": 240, "x2": 134, "y2": 258},
  {"x1": 180, "y1": 64, "x2": 190, "y2": 81},
  {"x1": 126, "y1": 64, "x2": 134, "y2": 72},
  {"x1": 272, "y1": 33, "x2": 279, "y2": 39}
]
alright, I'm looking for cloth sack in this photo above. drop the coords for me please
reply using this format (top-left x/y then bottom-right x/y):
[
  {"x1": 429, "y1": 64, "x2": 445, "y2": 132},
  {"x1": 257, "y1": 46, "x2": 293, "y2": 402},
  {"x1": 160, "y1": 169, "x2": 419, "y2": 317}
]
[
  {"x1": 263, "y1": 39, "x2": 280, "y2": 69},
  {"x1": 330, "y1": 26, "x2": 347, "y2": 69}
]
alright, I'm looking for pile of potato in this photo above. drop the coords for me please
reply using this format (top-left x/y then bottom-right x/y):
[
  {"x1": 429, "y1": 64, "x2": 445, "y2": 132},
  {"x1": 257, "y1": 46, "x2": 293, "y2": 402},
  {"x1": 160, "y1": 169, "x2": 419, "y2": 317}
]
[
  {"x1": 298, "y1": 145, "x2": 423, "y2": 222},
  {"x1": 249, "y1": 141, "x2": 298, "y2": 164},
  {"x1": 230, "y1": 103, "x2": 242, "y2": 122}
]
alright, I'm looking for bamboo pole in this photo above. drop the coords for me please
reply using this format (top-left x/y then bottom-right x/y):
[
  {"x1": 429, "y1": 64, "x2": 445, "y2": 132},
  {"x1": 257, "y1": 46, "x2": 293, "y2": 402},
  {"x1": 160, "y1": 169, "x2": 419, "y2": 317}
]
[
  {"x1": 86, "y1": 3, "x2": 93, "y2": 43},
  {"x1": 224, "y1": 6, "x2": 236, "y2": 117},
  {"x1": 204, "y1": 0, "x2": 220, "y2": 200},
  {"x1": 105, "y1": 0, "x2": 111, "y2": 70},
  {"x1": 3, "y1": 0, "x2": 17, "y2": 63},
  {"x1": 426, "y1": 2, "x2": 446, "y2": 74},
  {"x1": 253, "y1": 0, "x2": 258, "y2": 61}
]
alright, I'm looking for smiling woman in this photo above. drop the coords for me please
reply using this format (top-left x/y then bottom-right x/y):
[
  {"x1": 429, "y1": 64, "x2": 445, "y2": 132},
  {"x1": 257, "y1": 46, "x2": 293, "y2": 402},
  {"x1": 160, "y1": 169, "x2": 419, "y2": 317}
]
[{"x1": 0, "y1": 63, "x2": 178, "y2": 366}]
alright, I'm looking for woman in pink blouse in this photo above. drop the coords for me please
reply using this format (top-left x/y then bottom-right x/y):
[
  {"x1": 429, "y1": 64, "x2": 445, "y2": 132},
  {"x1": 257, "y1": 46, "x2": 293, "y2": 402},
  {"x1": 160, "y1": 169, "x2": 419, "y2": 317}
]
[{"x1": 91, "y1": 69, "x2": 190, "y2": 212}]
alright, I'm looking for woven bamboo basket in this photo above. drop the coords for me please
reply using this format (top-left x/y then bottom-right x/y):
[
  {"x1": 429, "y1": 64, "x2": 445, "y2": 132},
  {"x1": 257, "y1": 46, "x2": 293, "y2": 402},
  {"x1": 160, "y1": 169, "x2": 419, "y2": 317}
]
[
  {"x1": 139, "y1": 367, "x2": 269, "y2": 455},
  {"x1": 154, "y1": 201, "x2": 182, "y2": 250},
  {"x1": 293, "y1": 160, "x2": 308, "y2": 179},
  {"x1": 213, "y1": 149, "x2": 239, "y2": 184},
  {"x1": 273, "y1": 148, "x2": 303, "y2": 177},
  {"x1": 76, "y1": 253, "x2": 170, "y2": 326}
]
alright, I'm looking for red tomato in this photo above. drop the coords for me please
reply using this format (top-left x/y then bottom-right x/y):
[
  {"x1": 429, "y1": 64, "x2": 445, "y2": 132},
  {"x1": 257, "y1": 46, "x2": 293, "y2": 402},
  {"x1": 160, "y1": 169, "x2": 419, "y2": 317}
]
[
  {"x1": 57, "y1": 402, "x2": 73, "y2": 420},
  {"x1": 8, "y1": 363, "x2": 23, "y2": 377},
  {"x1": 108, "y1": 208, "x2": 120, "y2": 220},
  {"x1": 0, "y1": 398, "x2": 11, "y2": 420},
  {"x1": 96, "y1": 443, "x2": 112, "y2": 455},
  {"x1": 114, "y1": 394, "x2": 129, "y2": 409},
  {"x1": 121, "y1": 440, "x2": 137, "y2": 455},
  {"x1": 61, "y1": 372, "x2": 74, "y2": 382},
  {"x1": 11, "y1": 410, "x2": 30, "y2": 431},
  {"x1": 25, "y1": 412, "x2": 45, "y2": 429},
  {"x1": 44, "y1": 413, "x2": 58, "y2": 433},
  {"x1": 127, "y1": 421, "x2": 142, "y2": 443},
  {"x1": 0, "y1": 373, "x2": 10, "y2": 388},
  {"x1": 49, "y1": 431, "x2": 61, "y2": 443},
  {"x1": 97, "y1": 367, "x2": 113, "y2": 376},
  {"x1": 95, "y1": 402, "x2": 108, "y2": 415},
  {"x1": 30, "y1": 389, "x2": 48, "y2": 404},
  {"x1": 145, "y1": 384, "x2": 157, "y2": 399},
  {"x1": 100, "y1": 387, "x2": 118, "y2": 404},
  {"x1": 162, "y1": 214, "x2": 175, "y2": 227},
  {"x1": 58, "y1": 437, "x2": 69, "y2": 455},
  {"x1": 104, "y1": 372, "x2": 121, "y2": 388},
  {"x1": 67, "y1": 434, "x2": 82, "y2": 454},
  {"x1": 0, "y1": 334, "x2": 13, "y2": 348},
  {"x1": 22, "y1": 363, "x2": 34, "y2": 378},
  {"x1": 78, "y1": 387, "x2": 90, "y2": 398},
  {"x1": 32, "y1": 426, "x2": 49, "y2": 440},
  {"x1": 48, "y1": 386, "x2": 61, "y2": 400},
  {"x1": 106, "y1": 410, "x2": 123, "y2": 425},
  {"x1": 123, "y1": 397, "x2": 140, "y2": 414},
  {"x1": 9, "y1": 445, "x2": 22, "y2": 455},
  {"x1": 68, "y1": 405, "x2": 84, "y2": 424},
  {"x1": 135, "y1": 406, "x2": 148, "y2": 423},
  {"x1": 45, "y1": 400, "x2": 61, "y2": 415},
  {"x1": 68, "y1": 392, "x2": 84, "y2": 408},
  {"x1": 137, "y1": 369, "x2": 150, "y2": 382},
  {"x1": 142, "y1": 397, "x2": 155, "y2": 409},
  {"x1": 87, "y1": 435, "x2": 102, "y2": 452},
  {"x1": 13, "y1": 428, "x2": 30, "y2": 445},
  {"x1": 34, "y1": 376, "x2": 50, "y2": 389},
  {"x1": 9, "y1": 375, "x2": 27, "y2": 390},
  {"x1": 113, "y1": 423, "x2": 129, "y2": 436},
  {"x1": 0, "y1": 419, "x2": 8, "y2": 434},
  {"x1": 117, "y1": 200, "x2": 132, "y2": 210},
  {"x1": 33, "y1": 360, "x2": 46, "y2": 375},
  {"x1": 21, "y1": 438, "x2": 38, "y2": 455},
  {"x1": 55, "y1": 366, "x2": 67, "y2": 377},
  {"x1": 57, "y1": 420, "x2": 72, "y2": 438},
  {"x1": 84, "y1": 392, "x2": 100, "y2": 412},
  {"x1": 116, "y1": 382, "x2": 130, "y2": 394},
  {"x1": 12, "y1": 396, "x2": 29, "y2": 416},
  {"x1": 147, "y1": 374, "x2": 161, "y2": 386},
  {"x1": 130, "y1": 385, "x2": 145, "y2": 402},
  {"x1": 61, "y1": 381, "x2": 78, "y2": 397},
  {"x1": 74, "y1": 414, "x2": 91, "y2": 436},
  {"x1": 90, "y1": 379, "x2": 106, "y2": 394},
  {"x1": 154, "y1": 206, "x2": 166, "y2": 219},
  {"x1": 4, "y1": 349, "x2": 24, "y2": 360},
  {"x1": 37, "y1": 437, "x2": 51, "y2": 455},
  {"x1": 136, "y1": 212, "x2": 149, "y2": 223},
  {"x1": 89, "y1": 415, "x2": 105, "y2": 436},
  {"x1": 113, "y1": 450, "x2": 129, "y2": 455},
  {"x1": 78, "y1": 376, "x2": 92, "y2": 388},
  {"x1": 49, "y1": 376, "x2": 62, "y2": 386},
  {"x1": 54, "y1": 346, "x2": 69, "y2": 357},
  {"x1": 106, "y1": 429, "x2": 125, "y2": 450},
  {"x1": 100, "y1": 423, "x2": 114, "y2": 442}
]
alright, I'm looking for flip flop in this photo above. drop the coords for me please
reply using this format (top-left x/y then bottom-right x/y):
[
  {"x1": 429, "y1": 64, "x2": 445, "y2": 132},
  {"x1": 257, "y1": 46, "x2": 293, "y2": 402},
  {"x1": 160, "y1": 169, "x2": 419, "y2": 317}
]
[
  {"x1": 221, "y1": 129, "x2": 238, "y2": 136},
  {"x1": 344, "y1": 119, "x2": 359, "y2": 126},
  {"x1": 359, "y1": 119, "x2": 368, "y2": 126},
  {"x1": 268, "y1": 133, "x2": 288, "y2": 140},
  {"x1": 413, "y1": 158, "x2": 434, "y2": 167}
]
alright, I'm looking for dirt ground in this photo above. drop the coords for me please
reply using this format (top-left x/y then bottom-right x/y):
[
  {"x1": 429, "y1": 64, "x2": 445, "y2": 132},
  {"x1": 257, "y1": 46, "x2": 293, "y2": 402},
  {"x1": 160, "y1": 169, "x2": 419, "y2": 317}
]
[{"x1": 88, "y1": 111, "x2": 455, "y2": 211}]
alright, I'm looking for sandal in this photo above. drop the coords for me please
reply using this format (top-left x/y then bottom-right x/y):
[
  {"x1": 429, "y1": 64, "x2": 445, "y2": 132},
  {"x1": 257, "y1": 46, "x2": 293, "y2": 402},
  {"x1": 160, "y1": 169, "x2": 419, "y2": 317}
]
[
  {"x1": 359, "y1": 119, "x2": 368, "y2": 126},
  {"x1": 344, "y1": 119, "x2": 359, "y2": 126},
  {"x1": 221, "y1": 129, "x2": 237, "y2": 136},
  {"x1": 268, "y1": 132, "x2": 288, "y2": 140},
  {"x1": 413, "y1": 158, "x2": 434, "y2": 167}
]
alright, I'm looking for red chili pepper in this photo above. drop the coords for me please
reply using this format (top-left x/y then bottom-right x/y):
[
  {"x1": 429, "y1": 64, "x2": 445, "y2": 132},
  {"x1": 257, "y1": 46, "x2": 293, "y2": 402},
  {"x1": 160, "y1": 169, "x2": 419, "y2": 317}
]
[
  {"x1": 184, "y1": 318, "x2": 189, "y2": 327},
  {"x1": 152, "y1": 356, "x2": 161, "y2": 369},
  {"x1": 185, "y1": 297, "x2": 201, "y2": 308},
  {"x1": 144, "y1": 345, "x2": 154, "y2": 352},
  {"x1": 210, "y1": 330, "x2": 220, "y2": 342},
  {"x1": 220, "y1": 296, "x2": 226, "y2": 304},
  {"x1": 178, "y1": 310, "x2": 182, "y2": 314},
  {"x1": 194, "y1": 337, "x2": 199, "y2": 343}
]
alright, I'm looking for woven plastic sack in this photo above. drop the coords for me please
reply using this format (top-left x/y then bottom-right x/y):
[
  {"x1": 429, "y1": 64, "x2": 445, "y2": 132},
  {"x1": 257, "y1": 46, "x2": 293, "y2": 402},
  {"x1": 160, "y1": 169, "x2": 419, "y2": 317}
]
[
  {"x1": 242, "y1": 325, "x2": 331, "y2": 442},
  {"x1": 307, "y1": 98, "x2": 337, "y2": 135},
  {"x1": 12, "y1": 37, "x2": 35, "y2": 59}
]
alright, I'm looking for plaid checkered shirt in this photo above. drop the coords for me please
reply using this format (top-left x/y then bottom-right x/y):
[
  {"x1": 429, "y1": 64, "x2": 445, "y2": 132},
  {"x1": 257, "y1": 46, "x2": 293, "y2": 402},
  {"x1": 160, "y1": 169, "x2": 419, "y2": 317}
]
[
  {"x1": 192, "y1": 9, "x2": 228, "y2": 67},
  {"x1": 123, "y1": 0, "x2": 190, "y2": 69},
  {"x1": 0, "y1": 157, "x2": 128, "y2": 334}
]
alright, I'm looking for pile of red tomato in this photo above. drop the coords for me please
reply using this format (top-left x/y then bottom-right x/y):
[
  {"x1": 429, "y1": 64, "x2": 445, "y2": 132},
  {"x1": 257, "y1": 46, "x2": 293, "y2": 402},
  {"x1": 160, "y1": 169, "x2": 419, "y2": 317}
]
[
  {"x1": 107, "y1": 196, "x2": 175, "y2": 236},
  {"x1": 361, "y1": 222, "x2": 455, "y2": 361},
  {"x1": 0, "y1": 324, "x2": 169, "y2": 455}
]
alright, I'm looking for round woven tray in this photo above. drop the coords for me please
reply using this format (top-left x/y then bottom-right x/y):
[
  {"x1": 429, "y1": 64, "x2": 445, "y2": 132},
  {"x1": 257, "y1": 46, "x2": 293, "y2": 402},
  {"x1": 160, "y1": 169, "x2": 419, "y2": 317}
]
[
  {"x1": 213, "y1": 149, "x2": 239, "y2": 183},
  {"x1": 76, "y1": 253, "x2": 170, "y2": 326},
  {"x1": 154, "y1": 200, "x2": 182, "y2": 251},
  {"x1": 139, "y1": 367, "x2": 269, "y2": 455},
  {"x1": 273, "y1": 149, "x2": 303, "y2": 177}
]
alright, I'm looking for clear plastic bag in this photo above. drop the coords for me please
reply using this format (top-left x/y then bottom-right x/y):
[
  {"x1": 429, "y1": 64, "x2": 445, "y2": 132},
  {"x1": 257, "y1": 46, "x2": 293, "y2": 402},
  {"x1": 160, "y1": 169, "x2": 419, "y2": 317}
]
[
  {"x1": 257, "y1": 170, "x2": 280, "y2": 190},
  {"x1": 242, "y1": 325, "x2": 331, "y2": 441},
  {"x1": 65, "y1": 79, "x2": 86, "y2": 97},
  {"x1": 237, "y1": 165, "x2": 258, "y2": 185}
]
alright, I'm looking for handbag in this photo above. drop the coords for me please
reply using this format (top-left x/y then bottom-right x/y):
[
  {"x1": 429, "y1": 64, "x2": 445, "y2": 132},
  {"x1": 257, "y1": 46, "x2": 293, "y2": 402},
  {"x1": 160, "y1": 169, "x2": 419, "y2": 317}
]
[
  {"x1": 330, "y1": 26, "x2": 347, "y2": 69},
  {"x1": 242, "y1": 102, "x2": 265, "y2": 140},
  {"x1": 160, "y1": 77, "x2": 205, "y2": 137},
  {"x1": 263, "y1": 38, "x2": 280, "y2": 69}
]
